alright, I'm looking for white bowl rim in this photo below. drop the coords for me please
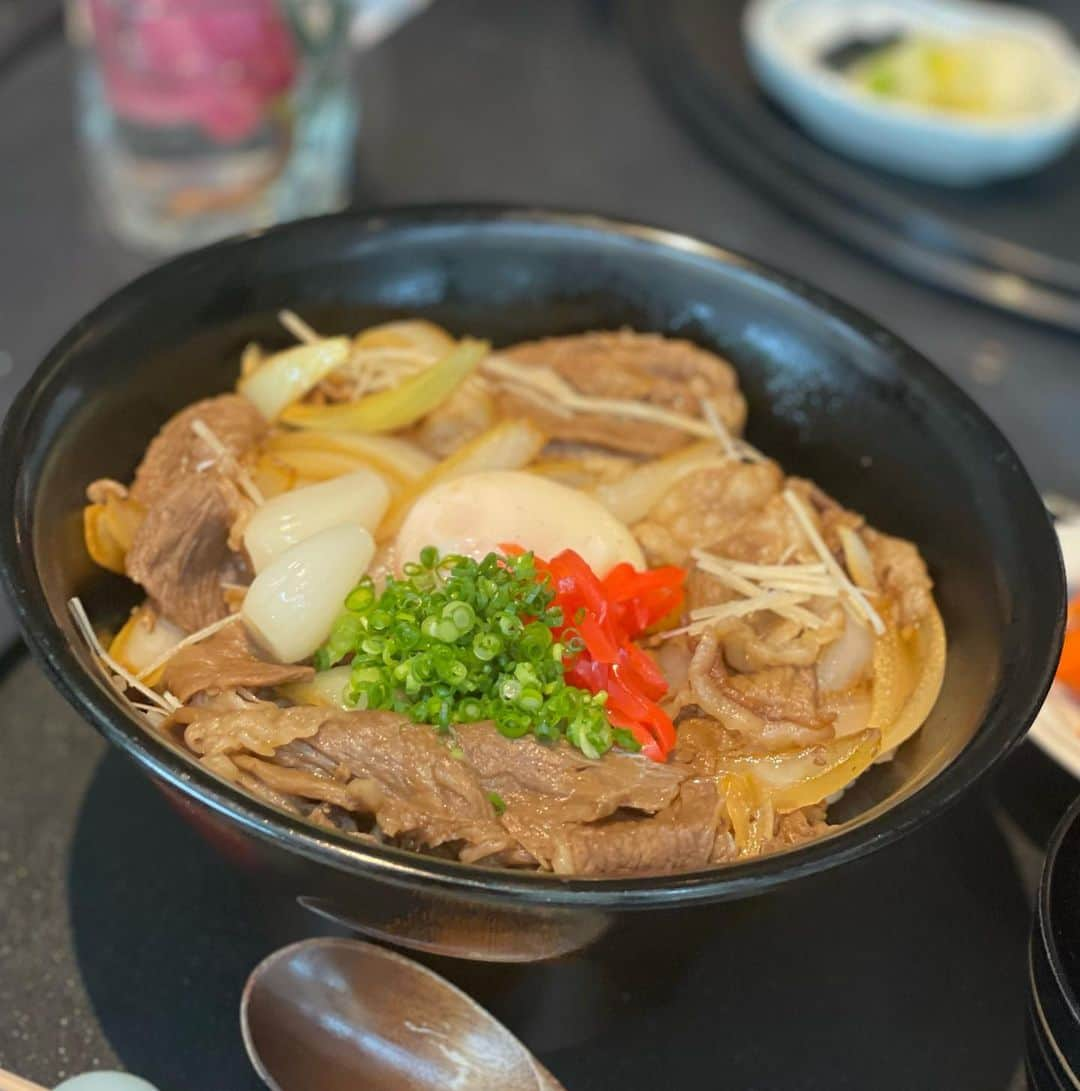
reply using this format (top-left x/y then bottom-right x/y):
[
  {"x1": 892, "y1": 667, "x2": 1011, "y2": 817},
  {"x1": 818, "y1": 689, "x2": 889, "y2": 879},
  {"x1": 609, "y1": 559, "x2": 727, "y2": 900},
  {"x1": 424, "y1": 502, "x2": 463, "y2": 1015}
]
[{"x1": 744, "y1": 0, "x2": 1080, "y2": 139}]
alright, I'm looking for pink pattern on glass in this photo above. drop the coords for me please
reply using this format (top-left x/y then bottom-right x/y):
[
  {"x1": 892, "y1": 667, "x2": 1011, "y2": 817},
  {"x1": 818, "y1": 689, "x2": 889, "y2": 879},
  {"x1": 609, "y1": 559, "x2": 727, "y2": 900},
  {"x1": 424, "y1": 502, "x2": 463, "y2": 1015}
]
[{"x1": 89, "y1": 0, "x2": 298, "y2": 143}]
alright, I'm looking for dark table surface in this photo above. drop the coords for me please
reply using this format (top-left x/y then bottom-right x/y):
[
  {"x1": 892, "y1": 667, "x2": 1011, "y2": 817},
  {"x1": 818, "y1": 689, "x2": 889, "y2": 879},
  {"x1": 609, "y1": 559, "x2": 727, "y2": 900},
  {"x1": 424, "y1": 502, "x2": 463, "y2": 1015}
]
[{"x1": 1, "y1": 1, "x2": 1079, "y2": 1088}]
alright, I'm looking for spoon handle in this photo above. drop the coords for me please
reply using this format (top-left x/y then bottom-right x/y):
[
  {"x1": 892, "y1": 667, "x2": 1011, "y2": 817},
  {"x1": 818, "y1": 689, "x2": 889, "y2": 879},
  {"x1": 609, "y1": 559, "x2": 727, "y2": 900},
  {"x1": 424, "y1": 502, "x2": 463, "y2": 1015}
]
[{"x1": 0, "y1": 1069, "x2": 47, "y2": 1091}]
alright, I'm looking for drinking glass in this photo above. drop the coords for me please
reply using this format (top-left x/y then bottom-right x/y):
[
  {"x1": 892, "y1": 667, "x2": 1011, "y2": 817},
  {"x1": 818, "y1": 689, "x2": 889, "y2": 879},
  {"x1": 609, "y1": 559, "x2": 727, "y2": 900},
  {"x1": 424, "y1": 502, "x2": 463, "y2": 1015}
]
[{"x1": 69, "y1": 0, "x2": 358, "y2": 252}]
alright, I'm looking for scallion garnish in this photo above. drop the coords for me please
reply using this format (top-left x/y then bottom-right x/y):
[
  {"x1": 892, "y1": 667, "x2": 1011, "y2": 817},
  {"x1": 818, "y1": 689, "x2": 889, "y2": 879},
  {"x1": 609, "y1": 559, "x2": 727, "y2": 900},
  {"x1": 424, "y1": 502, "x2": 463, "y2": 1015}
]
[{"x1": 316, "y1": 548, "x2": 617, "y2": 758}]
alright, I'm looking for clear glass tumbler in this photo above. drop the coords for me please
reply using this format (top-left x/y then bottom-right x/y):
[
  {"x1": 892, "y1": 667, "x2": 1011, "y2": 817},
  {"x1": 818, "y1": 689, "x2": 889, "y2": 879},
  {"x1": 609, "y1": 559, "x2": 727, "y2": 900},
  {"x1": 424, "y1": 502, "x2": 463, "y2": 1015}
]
[{"x1": 69, "y1": 0, "x2": 358, "y2": 252}]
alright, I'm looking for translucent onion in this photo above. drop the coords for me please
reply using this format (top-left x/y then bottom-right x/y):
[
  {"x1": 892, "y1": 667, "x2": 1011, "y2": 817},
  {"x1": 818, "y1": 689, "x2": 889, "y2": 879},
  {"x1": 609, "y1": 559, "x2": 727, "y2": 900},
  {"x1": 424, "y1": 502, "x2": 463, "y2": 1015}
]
[
  {"x1": 83, "y1": 504, "x2": 126, "y2": 574},
  {"x1": 718, "y1": 728, "x2": 881, "y2": 814},
  {"x1": 592, "y1": 441, "x2": 731, "y2": 524},
  {"x1": 840, "y1": 526, "x2": 878, "y2": 591},
  {"x1": 238, "y1": 336, "x2": 351, "y2": 420},
  {"x1": 251, "y1": 454, "x2": 299, "y2": 500},
  {"x1": 354, "y1": 319, "x2": 455, "y2": 356},
  {"x1": 265, "y1": 429, "x2": 436, "y2": 484},
  {"x1": 879, "y1": 604, "x2": 947, "y2": 754},
  {"x1": 243, "y1": 469, "x2": 391, "y2": 573},
  {"x1": 279, "y1": 339, "x2": 488, "y2": 433},
  {"x1": 867, "y1": 621, "x2": 917, "y2": 732},
  {"x1": 108, "y1": 605, "x2": 185, "y2": 686},
  {"x1": 816, "y1": 606, "x2": 875, "y2": 694},
  {"x1": 262, "y1": 447, "x2": 384, "y2": 486},
  {"x1": 821, "y1": 689, "x2": 874, "y2": 739},
  {"x1": 278, "y1": 665, "x2": 352, "y2": 709},
  {"x1": 242, "y1": 523, "x2": 375, "y2": 663}
]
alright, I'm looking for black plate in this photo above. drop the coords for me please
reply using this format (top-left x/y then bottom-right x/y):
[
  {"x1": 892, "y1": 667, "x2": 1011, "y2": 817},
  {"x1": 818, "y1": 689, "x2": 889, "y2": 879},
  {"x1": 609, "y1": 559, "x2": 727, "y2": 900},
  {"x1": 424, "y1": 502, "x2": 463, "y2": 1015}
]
[
  {"x1": 625, "y1": 0, "x2": 1080, "y2": 333},
  {"x1": 0, "y1": 206, "x2": 1065, "y2": 961}
]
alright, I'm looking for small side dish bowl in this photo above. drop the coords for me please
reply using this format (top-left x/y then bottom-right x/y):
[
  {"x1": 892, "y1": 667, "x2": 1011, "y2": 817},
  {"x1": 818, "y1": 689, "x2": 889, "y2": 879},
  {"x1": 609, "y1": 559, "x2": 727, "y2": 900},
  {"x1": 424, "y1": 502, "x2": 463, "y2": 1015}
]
[
  {"x1": 743, "y1": 0, "x2": 1080, "y2": 185},
  {"x1": 1028, "y1": 794, "x2": 1080, "y2": 1089},
  {"x1": 0, "y1": 207, "x2": 1064, "y2": 961}
]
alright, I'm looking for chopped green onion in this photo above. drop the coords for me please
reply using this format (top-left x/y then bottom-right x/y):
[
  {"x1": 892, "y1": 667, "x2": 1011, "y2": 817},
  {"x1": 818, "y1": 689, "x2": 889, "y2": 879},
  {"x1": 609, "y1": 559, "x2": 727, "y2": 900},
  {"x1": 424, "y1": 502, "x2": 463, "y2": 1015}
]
[{"x1": 315, "y1": 547, "x2": 622, "y2": 758}]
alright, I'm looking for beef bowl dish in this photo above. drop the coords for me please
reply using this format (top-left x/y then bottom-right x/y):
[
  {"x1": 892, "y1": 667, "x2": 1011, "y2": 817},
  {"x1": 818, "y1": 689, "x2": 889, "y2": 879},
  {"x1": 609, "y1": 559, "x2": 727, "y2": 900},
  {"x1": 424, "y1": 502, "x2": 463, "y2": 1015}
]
[{"x1": 0, "y1": 208, "x2": 1063, "y2": 959}]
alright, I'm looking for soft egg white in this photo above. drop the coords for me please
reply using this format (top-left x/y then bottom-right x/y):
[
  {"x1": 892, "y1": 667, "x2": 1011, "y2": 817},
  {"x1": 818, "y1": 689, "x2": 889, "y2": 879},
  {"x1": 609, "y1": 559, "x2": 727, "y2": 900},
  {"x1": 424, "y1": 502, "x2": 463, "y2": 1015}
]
[{"x1": 396, "y1": 470, "x2": 645, "y2": 574}]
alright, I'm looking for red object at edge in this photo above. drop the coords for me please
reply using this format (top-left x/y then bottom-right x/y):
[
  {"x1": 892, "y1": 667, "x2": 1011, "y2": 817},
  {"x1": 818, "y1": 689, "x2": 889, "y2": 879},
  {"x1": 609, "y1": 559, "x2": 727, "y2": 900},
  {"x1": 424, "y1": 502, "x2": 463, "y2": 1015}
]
[{"x1": 1057, "y1": 595, "x2": 1080, "y2": 696}]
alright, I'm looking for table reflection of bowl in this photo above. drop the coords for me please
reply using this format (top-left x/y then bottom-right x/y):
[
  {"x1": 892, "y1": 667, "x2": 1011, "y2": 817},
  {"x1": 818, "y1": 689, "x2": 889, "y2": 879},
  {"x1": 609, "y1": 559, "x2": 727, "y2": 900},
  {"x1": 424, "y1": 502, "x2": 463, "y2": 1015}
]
[
  {"x1": 0, "y1": 207, "x2": 1063, "y2": 962},
  {"x1": 744, "y1": 0, "x2": 1080, "y2": 185}
]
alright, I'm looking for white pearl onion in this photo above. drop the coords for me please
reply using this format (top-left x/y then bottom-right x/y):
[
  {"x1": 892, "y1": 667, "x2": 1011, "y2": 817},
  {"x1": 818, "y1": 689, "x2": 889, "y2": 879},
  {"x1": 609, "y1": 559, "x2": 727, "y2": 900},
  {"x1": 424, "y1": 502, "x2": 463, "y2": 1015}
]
[
  {"x1": 243, "y1": 523, "x2": 374, "y2": 663},
  {"x1": 243, "y1": 469, "x2": 390, "y2": 573}
]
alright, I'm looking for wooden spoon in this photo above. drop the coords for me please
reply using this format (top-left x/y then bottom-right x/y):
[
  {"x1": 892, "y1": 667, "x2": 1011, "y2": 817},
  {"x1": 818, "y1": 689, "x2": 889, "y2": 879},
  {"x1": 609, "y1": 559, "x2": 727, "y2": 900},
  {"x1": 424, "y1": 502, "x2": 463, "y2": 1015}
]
[{"x1": 241, "y1": 938, "x2": 566, "y2": 1091}]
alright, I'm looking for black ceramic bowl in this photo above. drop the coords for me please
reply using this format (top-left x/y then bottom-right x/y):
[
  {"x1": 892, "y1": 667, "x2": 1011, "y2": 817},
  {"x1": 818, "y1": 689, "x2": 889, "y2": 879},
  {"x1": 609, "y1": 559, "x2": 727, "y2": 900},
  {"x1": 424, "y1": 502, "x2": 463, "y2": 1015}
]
[
  {"x1": 1029, "y1": 793, "x2": 1080, "y2": 1089},
  {"x1": 0, "y1": 207, "x2": 1065, "y2": 961}
]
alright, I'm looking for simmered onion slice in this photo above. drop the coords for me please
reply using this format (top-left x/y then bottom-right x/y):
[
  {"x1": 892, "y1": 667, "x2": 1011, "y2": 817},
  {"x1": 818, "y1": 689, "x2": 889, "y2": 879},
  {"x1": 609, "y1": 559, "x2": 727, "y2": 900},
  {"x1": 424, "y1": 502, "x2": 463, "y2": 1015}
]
[
  {"x1": 243, "y1": 523, "x2": 375, "y2": 663},
  {"x1": 718, "y1": 728, "x2": 881, "y2": 814}
]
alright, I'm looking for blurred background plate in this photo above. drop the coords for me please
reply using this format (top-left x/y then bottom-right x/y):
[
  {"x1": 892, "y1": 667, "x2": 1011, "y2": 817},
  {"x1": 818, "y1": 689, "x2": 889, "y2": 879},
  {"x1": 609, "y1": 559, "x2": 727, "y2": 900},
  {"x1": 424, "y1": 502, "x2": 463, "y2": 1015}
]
[{"x1": 625, "y1": 0, "x2": 1080, "y2": 333}]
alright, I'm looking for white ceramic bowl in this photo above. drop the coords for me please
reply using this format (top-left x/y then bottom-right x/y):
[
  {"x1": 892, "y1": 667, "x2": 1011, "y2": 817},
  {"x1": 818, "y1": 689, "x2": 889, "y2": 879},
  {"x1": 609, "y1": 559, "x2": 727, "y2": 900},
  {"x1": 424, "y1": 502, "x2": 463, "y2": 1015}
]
[
  {"x1": 743, "y1": 0, "x2": 1080, "y2": 185},
  {"x1": 1031, "y1": 517, "x2": 1080, "y2": 778}
]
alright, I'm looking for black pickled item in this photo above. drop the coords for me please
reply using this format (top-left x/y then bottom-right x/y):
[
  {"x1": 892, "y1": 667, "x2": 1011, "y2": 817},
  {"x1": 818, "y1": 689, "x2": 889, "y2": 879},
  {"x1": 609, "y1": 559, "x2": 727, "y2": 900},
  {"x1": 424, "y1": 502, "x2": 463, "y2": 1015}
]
[
  {"x1": 820, "y1": 32, "x2": 903, "y2": 73},
  {"x1": 0, "y1": 206, "x2": 1065, "y2": 962},
  {"x1": 1028, "y1": 793, "x2": 1080, "y2": 1089}
]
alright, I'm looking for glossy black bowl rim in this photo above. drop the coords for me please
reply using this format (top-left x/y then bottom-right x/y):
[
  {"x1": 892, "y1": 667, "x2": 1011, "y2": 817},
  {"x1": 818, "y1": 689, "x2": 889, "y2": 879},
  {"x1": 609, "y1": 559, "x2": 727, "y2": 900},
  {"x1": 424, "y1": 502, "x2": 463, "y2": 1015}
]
[
  {"x1": 0, "y1": 204, "x2": 1066, "y2": 908},
  {"x1": 1034, "y1": 793, "x2": 1080, "y2": 1055}
]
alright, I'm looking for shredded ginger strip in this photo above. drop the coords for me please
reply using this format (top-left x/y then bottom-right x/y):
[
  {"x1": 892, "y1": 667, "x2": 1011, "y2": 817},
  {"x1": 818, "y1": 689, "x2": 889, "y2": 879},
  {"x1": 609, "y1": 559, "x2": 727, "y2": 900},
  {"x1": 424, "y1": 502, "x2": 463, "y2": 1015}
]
[
  {"x1": 68, "y1": 598, "x2": 180, "y2": 713},
  {"x1": 782, "y1": 489, "x2": 885, "y2": 635},
  {"x1": 278, "y1": 308, "x2": 321, "y2": 345},
  {"x1": 482, "y1": 354, "x2": 717, "y2": 439},
  {"x1": 191, "y1": 419, "x2": 264, "y2": 506}
]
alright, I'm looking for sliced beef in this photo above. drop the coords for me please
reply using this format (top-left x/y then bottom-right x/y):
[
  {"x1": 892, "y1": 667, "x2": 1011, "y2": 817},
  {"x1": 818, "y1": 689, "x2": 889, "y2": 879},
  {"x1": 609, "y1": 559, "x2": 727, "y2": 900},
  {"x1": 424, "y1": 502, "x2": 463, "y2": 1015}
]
[
  {"x1": 450, "y1": 720, "x2": 686, "y2": 823},
  {"x1": 672, "y1": 716, "x2": 751, "y2": 777},
  {"x1": 531, "y1": 778, "x2": 720, "y2": 876},
  {"x1": 493, "y1": 330, "x2": 747, "y2": 456},
  {"x1": 231, "y1": 754, "x2": 378, "y2": 812},
  {"x1": 863, "y1": 527, "x2": 934, "y2": 627},
  {"x1": 130, "y1": 394, "x2": 266, "y2": 506},
  {"x1": 767, "y1": 804, "x2": 830, "y2": 852},
  {"x1": 173, "y1": 703, "x2": 719, "y2": 874},
  {"x1": 125, "y1": 472, "x2": 249, "y2": 632},
  {"x1": 303, "y1": 713, "x2": 512, "y2": 861},
  {"x1": 724, "y1": 665, "x2": 833, "y2": 730},
  {"x1": 412, "y1": 378, "x2": 495, "y2": 457},
  {"x1": 686, "y1": 631, "x2": 835, "y2": 752},
  {"x1": 709, "y1": 610, "x2": 845, "y2": 673},
  {"x1": 635, "y1": 458, "x2": 783, "y2": 567},
  {"x1": 176, "y1": 701, "x2": 334, "y2": 758},
  {"x1": 100, "y1": 393, "x2": 266, "y2": 632},
  {"x1": 163, "y1": 622, "x2": 313, "y2": 702}
]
